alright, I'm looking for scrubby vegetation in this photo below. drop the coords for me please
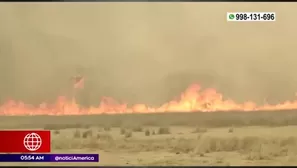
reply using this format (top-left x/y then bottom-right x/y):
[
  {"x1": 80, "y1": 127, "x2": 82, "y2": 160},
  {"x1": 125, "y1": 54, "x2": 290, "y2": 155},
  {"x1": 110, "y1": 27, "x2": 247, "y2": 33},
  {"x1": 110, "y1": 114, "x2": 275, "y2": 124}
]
[{"x1": 5, "y1": 110, "x2": 297, "y2": 166}]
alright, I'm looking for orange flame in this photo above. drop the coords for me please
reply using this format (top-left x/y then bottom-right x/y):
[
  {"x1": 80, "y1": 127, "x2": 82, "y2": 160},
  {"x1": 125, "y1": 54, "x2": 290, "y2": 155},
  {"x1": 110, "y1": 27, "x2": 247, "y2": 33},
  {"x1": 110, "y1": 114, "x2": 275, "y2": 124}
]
[{"x1": 1, "y1": 84, "x2": 297, "y2": 116}]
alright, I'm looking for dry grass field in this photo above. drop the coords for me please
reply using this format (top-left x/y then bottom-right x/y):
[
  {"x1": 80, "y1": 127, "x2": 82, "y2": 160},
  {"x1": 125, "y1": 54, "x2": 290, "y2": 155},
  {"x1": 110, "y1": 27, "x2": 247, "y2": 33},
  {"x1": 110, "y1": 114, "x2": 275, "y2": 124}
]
[
  {"x1": 1, "y1": 2, "x2": 297, "y2": 166},
  {"x1": 2, "y1": 110, "x2": 297, "y2": 166}
]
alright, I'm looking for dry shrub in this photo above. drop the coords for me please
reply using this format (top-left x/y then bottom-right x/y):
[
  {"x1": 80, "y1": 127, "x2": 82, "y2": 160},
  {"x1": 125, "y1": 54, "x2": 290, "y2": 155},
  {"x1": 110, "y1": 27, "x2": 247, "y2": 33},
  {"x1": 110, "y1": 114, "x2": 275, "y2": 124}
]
[
  {"x1": 132, "y1": 126, "x2": 143, "y2": 132},
  {"x1": 97, "y1": 128, "x2": 103, "y2": 132},
  {"x1": 245, "y1": 136, "x2": 297, "y2": 160},
  {"x1": 197, "y1": 133, "x2": 203, "y2": 140},
  {"x1": 228, "y1": 127, "x2": 234, "y2": 133},
  {"x1": 213, "y1": 157, "x2": 230, "y2": 166},
  {"x1": 52, "y1": 133, "x2": 114, "y2": 151},
  {"x1": 53, "y1": 130, "x2": 60, "y2": 135},
  {"x1": 158, "y1": 127, "x2": 171, "y2": 135},
  {"x1": 199, "y1": 153, "x2": 204, "y2": 157},
  {"x1": 97, "y1": 133, "x2": 113, "y2": 141},
  {"x1": 169, "y1": 138, "x2": 195, "y2": 154},
  {"x1": 215, "y1": 156, "x2": 224, "y2": 164},
  {"x1": 120, "y1": 128, "x2": 126, "y2": 135},
  {"x1": 82, "y1": 130, "x2": 93, "y2": 138},
  {"x1": 280, "y1": 136, "x2": 297, "y2": 146},
  {"x1": 245, "y1": 142, "x2": 280, "y2": 160},
  {"x1": 104, "y1": 126, "x2": 111, "y2": 131},
  {"x1": 193, "y1": 136, "x2": 297, "y2": 160},
  {"x1": 192, "y1": 127, "x2": 208, "y2": 133},
  {"x1": 73, "y1": 129, "x2": 81, "y2": 138},
  {"x1": 52, "y1": 138, "x2": 99, "y2": 150},
  {"x1": 152, "y1": 130, "x2": 156, "y2": 135},
  {"x1": 125, "y1": 131, "x2": 133, "y2": 138},
  {"x1": 240, "y1": 136, "x2": 262, "y2": 151},
  {"x1": 195, "y1": 136, "x2": 246, "y2": 154},
  {"x1": 83, "y1": 125, "x2": 91, "y2": 129},
  {"x1": 83, "y1": 138, "x2": 101, "y2": 149},
  {"x1": 145, "y1": 129, "x2": 150, "y2": 136}
]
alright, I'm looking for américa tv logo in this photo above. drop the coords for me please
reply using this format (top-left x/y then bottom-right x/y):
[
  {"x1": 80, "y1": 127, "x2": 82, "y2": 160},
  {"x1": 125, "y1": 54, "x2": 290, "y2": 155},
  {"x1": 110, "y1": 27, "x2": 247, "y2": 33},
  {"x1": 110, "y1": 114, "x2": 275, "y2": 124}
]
[
  {"x1": 23, "y1": 133, "x2": 43, "y2": 152},
  {"x1": 0, "y1": 130, "x2": 50, "y2": 153}
]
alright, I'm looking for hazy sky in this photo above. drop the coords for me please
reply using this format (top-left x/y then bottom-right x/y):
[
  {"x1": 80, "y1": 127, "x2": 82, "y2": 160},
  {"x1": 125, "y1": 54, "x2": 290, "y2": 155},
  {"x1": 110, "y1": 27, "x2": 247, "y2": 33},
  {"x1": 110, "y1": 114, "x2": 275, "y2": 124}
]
[{"x1": 0, "y1": 3, "x2": 296, "y2": 106}]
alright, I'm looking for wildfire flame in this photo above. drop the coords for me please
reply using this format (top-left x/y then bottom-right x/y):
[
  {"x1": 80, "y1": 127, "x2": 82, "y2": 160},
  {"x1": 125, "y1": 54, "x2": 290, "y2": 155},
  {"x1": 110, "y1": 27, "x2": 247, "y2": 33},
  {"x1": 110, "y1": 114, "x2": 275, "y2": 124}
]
[{"x1": 1, "y1": 84, "x2": 297, "y2": 116}]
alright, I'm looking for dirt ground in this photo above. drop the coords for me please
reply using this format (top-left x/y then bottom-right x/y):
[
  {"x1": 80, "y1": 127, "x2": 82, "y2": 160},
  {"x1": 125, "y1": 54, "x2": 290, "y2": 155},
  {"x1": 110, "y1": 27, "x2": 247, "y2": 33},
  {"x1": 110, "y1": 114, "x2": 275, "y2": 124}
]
[{"x1": 2, "y1": 111, "x2": 297, "y2": 166}]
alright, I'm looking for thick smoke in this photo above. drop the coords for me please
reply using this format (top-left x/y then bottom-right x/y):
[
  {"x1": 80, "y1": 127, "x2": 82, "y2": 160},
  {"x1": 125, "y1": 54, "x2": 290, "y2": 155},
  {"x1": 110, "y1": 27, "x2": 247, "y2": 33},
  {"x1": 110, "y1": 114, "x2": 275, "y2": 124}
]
[{"x1": 0, "y1": 3, "x2": 296, "y2": 107}]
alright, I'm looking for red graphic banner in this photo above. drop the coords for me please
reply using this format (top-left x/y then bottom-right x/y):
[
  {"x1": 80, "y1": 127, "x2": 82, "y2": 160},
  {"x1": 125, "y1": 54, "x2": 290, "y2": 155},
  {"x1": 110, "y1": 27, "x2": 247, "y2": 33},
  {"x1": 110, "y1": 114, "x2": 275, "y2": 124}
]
[{"x1": 0, "y1": 130, "x2": 51, "y2": 153}]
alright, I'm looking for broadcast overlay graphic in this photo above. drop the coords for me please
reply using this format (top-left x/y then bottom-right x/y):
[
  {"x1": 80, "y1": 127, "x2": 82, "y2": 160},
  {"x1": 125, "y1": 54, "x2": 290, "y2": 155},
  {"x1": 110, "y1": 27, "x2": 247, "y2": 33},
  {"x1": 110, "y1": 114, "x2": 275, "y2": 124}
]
[
  {"x1": 0, "y1": 130, "x2": 99, "y2": 162},
  {"x1": 0, "y1": 130, "x2": 50, "y2": 153},
  {"x1": 0, "y1": 154, "x2": 99, "y2": 162},
  {"x1": 227, "y1": 12, "x2": 276, "y2": 22}
]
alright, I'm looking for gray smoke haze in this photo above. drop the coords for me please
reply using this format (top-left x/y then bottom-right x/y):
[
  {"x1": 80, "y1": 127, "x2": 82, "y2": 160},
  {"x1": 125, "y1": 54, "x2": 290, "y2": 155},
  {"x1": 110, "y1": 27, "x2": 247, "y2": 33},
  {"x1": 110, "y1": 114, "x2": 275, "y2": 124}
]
[{"x1": 0, "y1": 3, "x2": 296, "y2": 107}]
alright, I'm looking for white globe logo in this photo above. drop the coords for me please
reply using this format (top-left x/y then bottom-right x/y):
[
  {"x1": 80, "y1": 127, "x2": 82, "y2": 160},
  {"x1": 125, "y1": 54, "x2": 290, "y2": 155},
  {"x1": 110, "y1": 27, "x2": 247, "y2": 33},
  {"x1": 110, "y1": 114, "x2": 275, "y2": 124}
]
[{"x1": 23, "y1": 133, "x2": 42, "y2": 151}]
